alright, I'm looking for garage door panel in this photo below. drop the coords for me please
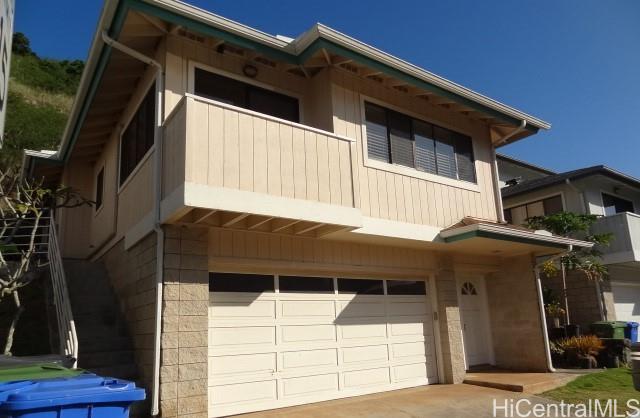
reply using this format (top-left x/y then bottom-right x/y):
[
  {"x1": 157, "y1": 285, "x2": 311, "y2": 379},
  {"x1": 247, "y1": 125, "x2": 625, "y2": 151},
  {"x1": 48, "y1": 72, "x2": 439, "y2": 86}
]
[
  {"x1": 342, "y1": 367, "x2": 390, "y2": 388},
  {"x1": 209, "y1": 275, "x2": 438, "y2": 417},
  {"x1": 280, "y1": 300, "x2": 335, "y2": 317},
  {"x1": 209, "y1": 380, "x2": 277, "y2": 406},
  {"x1": 282, "y1": 373, "x2": 339, "y2": 397},
  {"x1": 341, "y1": 344, "x2": 388, "y2": 364},
  {"x1": 391, "y1": 341, "x2": 428, "y2": 359},
  {"x1": 281, "y1": 324, "x2": 336, "y2": 343},
  {"x1": 209, "y1": 300, "x2": 275, "y2": 318},
  {"x1": 393, "y1": 363, "x2": 428, "y2": 382},
  {"x1": 339, "y1": 323, "x2": 388, "y2": 340},
  {"x1": 209, "y1": 326, "x2": 275, "y2": 347},
  {"x1": 337, "y1": 300, "x2": 386, "y2": 317},
  {"x1": 387, "y1": 301, "x2": 429, "y2": 316},
  {"x1": 281, "y1": 348, "x2": 338, "y2": 370},
  {"x1": 210, "y1": 352, "x2": 276, "y2": 376}
]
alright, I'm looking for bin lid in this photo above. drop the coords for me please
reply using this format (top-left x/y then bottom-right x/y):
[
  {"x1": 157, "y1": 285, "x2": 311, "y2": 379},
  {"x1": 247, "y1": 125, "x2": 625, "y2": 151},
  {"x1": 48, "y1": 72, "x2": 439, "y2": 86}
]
[
  {"x1": 0, "y1": 374, "x2": 145, "y2": 410},
  {"x1": 0, "y1": 364, "x2": 82, "y2": 382},
  {"x1": 628, "y1": 322, "x2": 639, "y2": 328},
  {"x1": 591, "y1": 321, "x2": 628, "y2": 328}
]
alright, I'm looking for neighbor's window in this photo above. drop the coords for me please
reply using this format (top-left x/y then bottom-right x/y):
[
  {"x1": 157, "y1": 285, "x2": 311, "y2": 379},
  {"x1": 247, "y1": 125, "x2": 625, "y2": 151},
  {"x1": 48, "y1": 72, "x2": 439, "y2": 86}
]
[
  {"x1": 364, "y1": 102, "x2": 476, "y2": 183},
  {"x1": 194, "y1": 68, "x2": 299, "y2": 123},
  {"x1": 95, "y1": 167, "x2": 104, "y2": 211},
  {"x1": 504, "y1": 195, "x2": 563, "y2": 225},
  {"x1": 120, "y1": 84, "x2": 155, "y2": 186},
  {"x1": 602, "y1": 193, "x2": 634, "y2": 216}
]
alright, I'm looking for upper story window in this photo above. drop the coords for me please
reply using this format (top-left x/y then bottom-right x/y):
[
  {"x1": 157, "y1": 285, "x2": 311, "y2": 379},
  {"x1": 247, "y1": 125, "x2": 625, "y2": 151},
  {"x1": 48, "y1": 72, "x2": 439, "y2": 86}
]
[
  {"x1": 95, "y1": 167, "x2": 104, "y2": 211},
  {"x1": 504, "y1": 194, "x2": 563, "y2": 225},
  {"x1": 364, "y1": 101, "x2": 476, "y2": 183},
  {"x1": 194, "y1": 68, "x2": 300, "y2": 123},
  {"x1": 602, "y1": 193, "x2": 634, "y2": 216},
  {"x1": 120, "y1": 84, "x2": 155, "y2": 186}
]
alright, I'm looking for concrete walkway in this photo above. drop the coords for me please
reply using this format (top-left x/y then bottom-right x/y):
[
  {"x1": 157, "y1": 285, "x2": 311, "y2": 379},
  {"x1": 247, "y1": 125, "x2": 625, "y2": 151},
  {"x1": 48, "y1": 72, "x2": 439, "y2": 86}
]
[{"x1": 233, "y1": 384, "x2": 569, "y2": 418}]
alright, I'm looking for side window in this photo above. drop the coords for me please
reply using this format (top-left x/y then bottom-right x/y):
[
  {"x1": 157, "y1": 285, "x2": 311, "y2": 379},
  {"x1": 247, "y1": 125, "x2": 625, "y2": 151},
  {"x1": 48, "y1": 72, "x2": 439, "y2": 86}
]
[
  {"x1": 193, "y1": 68, "x2": 299, "y2": 123},
  {"x1": 209, "y1": 273, "x2": 274, "y2": 293},
  {"x1": 95, "y1": 167, "x2": 104, "y2": 211},
  {"x1": 602, "y1": 193, "x2": 634, "y2": 216},
  {"x1": 120, "y1": 84, "x2": 155, "y2": 186},
  {"x1": 337, "y1": 278, "x2": 384, "y2": 295}
]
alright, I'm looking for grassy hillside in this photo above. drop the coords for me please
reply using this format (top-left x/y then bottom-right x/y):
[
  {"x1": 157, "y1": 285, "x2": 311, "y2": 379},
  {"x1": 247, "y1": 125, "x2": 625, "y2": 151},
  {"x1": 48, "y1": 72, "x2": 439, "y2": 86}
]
[{"x1": 2, "y1": 34, "x2": 83, "y2": 169}]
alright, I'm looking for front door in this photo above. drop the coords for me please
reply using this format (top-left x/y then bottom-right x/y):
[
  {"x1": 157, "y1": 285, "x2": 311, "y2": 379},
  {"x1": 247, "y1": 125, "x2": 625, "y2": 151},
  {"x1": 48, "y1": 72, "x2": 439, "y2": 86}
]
[{"x1": 458, "y1": 275, "x2": 493, "y2": 368}]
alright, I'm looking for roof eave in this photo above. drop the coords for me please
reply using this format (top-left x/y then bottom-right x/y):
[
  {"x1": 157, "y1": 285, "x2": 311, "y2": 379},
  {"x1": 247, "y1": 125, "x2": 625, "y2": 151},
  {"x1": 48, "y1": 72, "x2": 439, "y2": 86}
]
[{"x1": 440, "y1": 223, "x2": 593, "y2": 249}]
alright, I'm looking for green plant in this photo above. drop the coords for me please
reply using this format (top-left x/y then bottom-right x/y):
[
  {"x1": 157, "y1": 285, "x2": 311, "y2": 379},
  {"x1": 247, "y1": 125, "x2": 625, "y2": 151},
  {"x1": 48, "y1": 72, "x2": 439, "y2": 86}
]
[
  {"x1": 557, "y1": 335, "x2": 604, "y2": 357},
  {"x1": 549, "y1": 340, "x2": 565, "y2": 356},
  {"x1": 527, "y1": 212, "x2": 612, "y2": 282},
  {"x1": 545, "y1": 301, "x2": 566, "y2": 318}
]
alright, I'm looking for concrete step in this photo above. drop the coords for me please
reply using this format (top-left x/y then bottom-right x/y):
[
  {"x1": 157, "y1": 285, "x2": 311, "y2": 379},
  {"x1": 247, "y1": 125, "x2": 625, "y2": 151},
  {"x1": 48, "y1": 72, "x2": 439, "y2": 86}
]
[{"x1": 463, "y1": 370, "x2": 580, "y2": 394}]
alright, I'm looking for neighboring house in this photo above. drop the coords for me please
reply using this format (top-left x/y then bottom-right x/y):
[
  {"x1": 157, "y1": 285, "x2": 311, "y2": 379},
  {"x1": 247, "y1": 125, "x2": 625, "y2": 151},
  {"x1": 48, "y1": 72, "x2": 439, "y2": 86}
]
[
  {"x1": 22, "y1": 1, "x2": 589, "y2": 417},
  {"x1": 500, "y1": 159, "x2": 640, "y2": 330},
  {"x1": 497, "y1": 153, "x2": 555, "y2": 188}
]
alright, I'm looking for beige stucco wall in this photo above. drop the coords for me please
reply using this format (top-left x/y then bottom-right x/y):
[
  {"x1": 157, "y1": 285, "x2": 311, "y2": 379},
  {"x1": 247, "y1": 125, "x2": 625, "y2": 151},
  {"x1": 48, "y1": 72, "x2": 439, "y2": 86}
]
[{"x1": 486, "y1": 255, "x2": 548, "y2": 371}]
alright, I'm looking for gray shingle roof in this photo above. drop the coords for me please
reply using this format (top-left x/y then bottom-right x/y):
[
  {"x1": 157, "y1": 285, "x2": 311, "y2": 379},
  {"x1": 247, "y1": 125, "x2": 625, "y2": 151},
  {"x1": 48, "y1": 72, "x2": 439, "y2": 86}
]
[{"x1": 501, "y1": 165, "x2": 640, "y2": 198}]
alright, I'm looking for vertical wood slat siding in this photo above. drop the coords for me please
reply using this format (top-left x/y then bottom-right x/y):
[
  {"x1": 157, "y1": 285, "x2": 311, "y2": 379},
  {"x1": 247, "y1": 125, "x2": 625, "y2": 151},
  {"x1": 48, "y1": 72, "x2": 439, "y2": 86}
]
[
  {"x1": 330, "y1": 70, "x2": 498, "y2": 227},
  {"x1": 209, "y1": 228, "x2": 438, "y2": 274},
  {"x1": 168, "y1": 97, "x2": 356, "y2": 208}
]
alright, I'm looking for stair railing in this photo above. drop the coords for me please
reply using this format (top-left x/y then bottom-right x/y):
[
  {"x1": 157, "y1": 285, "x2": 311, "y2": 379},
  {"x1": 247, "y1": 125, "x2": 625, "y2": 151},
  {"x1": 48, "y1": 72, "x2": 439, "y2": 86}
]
[{"x1": 46, "y1": 212, "x2": 78, "y2": 366}]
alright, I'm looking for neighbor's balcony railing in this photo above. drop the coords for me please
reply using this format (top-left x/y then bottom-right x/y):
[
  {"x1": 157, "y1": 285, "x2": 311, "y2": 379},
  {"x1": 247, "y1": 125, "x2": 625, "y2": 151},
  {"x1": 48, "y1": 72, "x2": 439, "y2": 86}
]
[
  {"x1": 159, "y1": 94, "x2": 362, "y2": 233},
  {"x1": 591, "y1": 211, "x2": 640, "y2": 264}
]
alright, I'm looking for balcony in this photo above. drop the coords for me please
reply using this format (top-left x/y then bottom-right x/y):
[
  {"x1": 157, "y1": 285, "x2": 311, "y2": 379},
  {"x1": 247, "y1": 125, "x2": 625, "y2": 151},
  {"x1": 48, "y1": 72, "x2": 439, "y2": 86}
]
[
  {"x1": 160, "y1": 94, "x2": 362, "y2": 237},
  {"x1": 591, "y1": 212, "x2": 640, "y2": 265}
]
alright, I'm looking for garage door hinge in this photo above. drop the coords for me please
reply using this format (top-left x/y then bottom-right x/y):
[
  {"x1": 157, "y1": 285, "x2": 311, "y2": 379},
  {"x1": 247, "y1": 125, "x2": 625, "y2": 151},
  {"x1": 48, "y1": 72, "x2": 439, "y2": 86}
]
[{"x1": 433, "y1": 311, "x2": 438, "y2": 321}]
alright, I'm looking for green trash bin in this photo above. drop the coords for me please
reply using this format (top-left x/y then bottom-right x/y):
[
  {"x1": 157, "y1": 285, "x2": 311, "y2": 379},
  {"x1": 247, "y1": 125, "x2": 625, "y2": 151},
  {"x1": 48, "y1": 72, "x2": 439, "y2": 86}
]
[
  {"x1": 0, "y1": 363, "x2": 83, "y2": 382},
  {"x1": 590, "y1": 321, "x2": 628, "y2": 339}
]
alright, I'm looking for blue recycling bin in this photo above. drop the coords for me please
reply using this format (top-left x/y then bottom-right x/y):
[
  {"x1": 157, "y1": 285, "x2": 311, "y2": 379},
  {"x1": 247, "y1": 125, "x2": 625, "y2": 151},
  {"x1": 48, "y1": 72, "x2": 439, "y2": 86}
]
[
  {"x1": 0, "y1": 373, "x2": 145, "y2": 418},
  {"x1": 627, "y1": 322, "x2": 639, "y2": 343}
]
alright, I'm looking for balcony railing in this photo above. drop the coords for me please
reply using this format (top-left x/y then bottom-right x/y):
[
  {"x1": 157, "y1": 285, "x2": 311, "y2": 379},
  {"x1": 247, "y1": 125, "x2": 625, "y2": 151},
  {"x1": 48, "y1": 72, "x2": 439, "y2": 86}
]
[
  {"x1": 592, "y1": 212, "x2": 640, "y2": 264},
  {"x1": 160, "y1": 94, "x2": 362, "y2": 235}
]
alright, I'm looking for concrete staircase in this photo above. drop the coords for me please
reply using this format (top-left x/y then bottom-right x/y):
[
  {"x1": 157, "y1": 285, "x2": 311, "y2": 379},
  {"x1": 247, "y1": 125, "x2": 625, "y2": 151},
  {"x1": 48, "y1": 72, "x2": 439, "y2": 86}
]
[{"x1": 63, "y1": 260, "x2": 138, "y2": 380}]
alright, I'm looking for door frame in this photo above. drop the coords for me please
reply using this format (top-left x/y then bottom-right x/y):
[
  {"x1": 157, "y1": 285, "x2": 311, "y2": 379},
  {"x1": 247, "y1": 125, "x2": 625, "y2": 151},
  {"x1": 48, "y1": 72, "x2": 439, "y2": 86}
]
[{"x1": 456, "y1": 274, "x2": 495, "y2": 369}]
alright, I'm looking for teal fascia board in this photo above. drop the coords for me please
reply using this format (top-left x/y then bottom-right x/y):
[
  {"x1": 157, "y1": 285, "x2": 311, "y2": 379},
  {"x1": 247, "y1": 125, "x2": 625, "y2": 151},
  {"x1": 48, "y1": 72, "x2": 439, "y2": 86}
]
[
  {"x1": 61, "y1": 0, "x2": 129, "y2": 162},
  {"x1": 444, "y1": 229, "x2": 567, "y2": 249},
  {"x1": 127, "y1": 0, "x2": 298, "y2": 64}
]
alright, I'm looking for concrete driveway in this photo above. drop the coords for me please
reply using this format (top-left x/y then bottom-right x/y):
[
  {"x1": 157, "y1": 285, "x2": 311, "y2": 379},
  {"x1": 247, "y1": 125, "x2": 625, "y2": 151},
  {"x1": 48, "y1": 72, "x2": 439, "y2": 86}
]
[{"x1": 234, "y1": 384, "x2": 564, "y2": 418}]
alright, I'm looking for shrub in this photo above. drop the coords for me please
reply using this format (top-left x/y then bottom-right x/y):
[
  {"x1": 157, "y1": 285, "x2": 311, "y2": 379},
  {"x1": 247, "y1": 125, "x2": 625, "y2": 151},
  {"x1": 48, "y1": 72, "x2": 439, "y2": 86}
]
[{"x1": 558, "y1": 335, "x2": 604, "y2": 357}]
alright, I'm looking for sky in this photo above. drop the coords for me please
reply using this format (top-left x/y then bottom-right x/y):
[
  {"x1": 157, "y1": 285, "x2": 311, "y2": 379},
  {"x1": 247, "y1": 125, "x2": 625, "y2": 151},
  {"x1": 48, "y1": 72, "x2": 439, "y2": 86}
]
[{"x1": 15, "y1": 0, "x2": 640, "y2": 177}]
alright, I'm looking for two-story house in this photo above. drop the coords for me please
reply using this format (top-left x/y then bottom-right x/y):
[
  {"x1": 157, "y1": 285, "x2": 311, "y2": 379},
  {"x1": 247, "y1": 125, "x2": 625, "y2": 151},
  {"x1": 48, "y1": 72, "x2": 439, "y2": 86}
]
[
  {"x1": 500, "y1": 158, "x2": 640, "y2": 331},
  {"x1": 22, "y1": 1, "x2": 590, "y2": 417}
]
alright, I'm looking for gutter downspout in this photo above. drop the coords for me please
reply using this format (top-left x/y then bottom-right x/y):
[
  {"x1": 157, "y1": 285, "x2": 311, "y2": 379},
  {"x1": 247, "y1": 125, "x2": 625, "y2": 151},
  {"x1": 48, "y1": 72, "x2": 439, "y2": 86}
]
[
  {"x1": 101, "y1": 31, "x2": 165, "y2": 417},
  {"x1": 533, "y1": 245, "x2": 573, "y2": 372},
  {"x1": 491, "y1": 120, "x2": 527, "y2": 222}
]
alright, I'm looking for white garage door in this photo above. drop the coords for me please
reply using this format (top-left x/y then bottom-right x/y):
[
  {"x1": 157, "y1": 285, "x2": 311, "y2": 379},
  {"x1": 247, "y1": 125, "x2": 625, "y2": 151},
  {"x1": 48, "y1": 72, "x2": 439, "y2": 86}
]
[
  {"x1": 208, "y1": 273, "x2": 438, "y2": 417},
  {"x1": 612, "y1": 282, "x2": 640, "y2": 322}
]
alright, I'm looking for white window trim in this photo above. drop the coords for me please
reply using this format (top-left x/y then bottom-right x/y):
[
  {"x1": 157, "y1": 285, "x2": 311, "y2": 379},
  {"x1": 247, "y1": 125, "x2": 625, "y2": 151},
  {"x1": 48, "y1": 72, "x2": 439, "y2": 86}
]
[
  {"x1": 117, "y1": 76, "x2": 158, "y2": 194},
  {"x1": 187, "y1": 60, "x2": 305, "y2": 123},
  {"x1": 358, "y1": 94, "x2": 481, "y2": 193}
]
